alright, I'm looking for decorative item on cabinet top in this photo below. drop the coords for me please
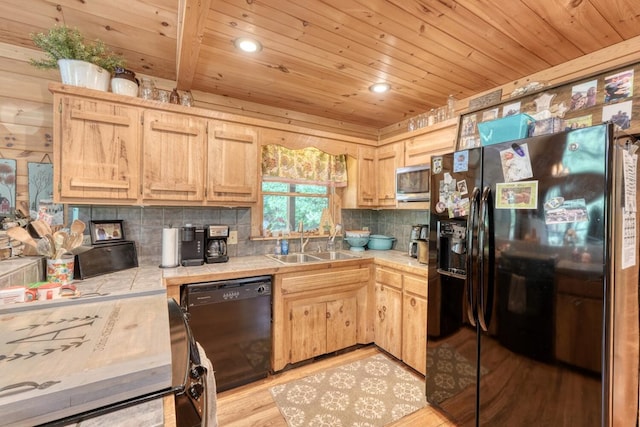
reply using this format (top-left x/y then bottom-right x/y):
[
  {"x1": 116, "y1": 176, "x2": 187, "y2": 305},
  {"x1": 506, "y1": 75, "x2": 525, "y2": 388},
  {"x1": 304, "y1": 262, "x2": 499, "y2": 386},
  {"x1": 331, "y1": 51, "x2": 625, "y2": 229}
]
[
  {"x1": 456, "y1": 61, "x2": 640, "y2": 150},
  {"x1": 29, "y1": 25, "x2": 125, "y2": 92}
]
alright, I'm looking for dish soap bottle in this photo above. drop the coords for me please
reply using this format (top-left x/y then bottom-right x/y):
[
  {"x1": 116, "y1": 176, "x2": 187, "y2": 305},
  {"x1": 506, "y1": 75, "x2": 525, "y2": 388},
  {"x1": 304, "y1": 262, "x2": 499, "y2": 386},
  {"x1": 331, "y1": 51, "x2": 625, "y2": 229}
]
[
  {"x1": 274, "y1": 238, "x2": 282, "y2": 255},
  {"x1": 281, "y1": 237, "x2": 289, "y2": 255}
]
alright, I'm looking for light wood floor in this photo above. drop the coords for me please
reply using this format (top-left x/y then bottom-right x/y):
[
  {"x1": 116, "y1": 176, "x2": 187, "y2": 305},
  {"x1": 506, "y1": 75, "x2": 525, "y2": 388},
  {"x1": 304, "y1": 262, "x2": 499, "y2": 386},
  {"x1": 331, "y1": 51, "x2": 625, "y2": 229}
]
[{"x1": 215, "y1": 345, "x2": 454, "y2": 426}]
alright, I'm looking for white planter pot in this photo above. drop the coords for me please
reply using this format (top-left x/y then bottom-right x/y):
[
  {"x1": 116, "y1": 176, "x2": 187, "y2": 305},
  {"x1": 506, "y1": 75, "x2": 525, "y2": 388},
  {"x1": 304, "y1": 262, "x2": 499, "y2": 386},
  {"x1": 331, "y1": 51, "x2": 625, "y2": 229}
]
[{"x1": 57, "y1": 59, "x2": 110, "y2": 91}]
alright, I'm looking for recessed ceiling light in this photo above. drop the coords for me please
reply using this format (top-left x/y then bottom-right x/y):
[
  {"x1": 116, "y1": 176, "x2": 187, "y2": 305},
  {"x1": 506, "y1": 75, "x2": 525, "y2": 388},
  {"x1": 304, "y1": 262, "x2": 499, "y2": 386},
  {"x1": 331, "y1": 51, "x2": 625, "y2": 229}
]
[
  {"x1": 369, "y1": 82, "x2": 390, "y2": 93},
  {"x1": 234, "y1": 37, "x2": 262, "y2": 53}
]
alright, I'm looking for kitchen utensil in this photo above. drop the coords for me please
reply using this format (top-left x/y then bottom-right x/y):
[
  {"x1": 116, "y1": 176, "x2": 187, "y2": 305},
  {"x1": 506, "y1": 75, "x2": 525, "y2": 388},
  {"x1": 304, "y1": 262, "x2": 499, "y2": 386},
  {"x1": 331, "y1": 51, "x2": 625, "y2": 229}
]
[
  {"x1": 6, "y1": 227, "x2": 38, "y2": 249},
  {"x1": 45, "y1": 234, "x2": 57, "y2": 256},
  {"x1": 367, "y1": 235, "x2": 396, "y2": 250},
  {"x1": 30, "y1": 220, "x2": 52, "y2": 238},
  {"x1": 69, "y1": 232, "x2": 84, "y2": 250},
  {"x1": 70, "y1": 219, "x2": 86, "y2": 235},
  {"x1": 53, "y1": 231, "x2": 68, "y2": 257},
  {"x1": 36, "y1": 237, "x2": 54, "y2": 258}
]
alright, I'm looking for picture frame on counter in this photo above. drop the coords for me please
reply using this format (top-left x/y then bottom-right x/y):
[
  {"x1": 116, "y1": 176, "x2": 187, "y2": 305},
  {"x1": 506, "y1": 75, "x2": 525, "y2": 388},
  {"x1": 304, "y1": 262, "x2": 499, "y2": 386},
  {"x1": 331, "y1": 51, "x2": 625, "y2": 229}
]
[{"x1": 90, "y1": 220, "x2": 125, "y2": 245}]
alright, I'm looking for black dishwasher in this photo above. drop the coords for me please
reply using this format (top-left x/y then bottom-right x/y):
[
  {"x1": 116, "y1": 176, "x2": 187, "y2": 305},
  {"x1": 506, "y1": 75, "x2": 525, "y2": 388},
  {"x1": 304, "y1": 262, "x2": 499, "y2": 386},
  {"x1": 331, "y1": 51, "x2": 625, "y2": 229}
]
[{"x1": 182, "y1": 276, "x2": 272, "y2": 392}]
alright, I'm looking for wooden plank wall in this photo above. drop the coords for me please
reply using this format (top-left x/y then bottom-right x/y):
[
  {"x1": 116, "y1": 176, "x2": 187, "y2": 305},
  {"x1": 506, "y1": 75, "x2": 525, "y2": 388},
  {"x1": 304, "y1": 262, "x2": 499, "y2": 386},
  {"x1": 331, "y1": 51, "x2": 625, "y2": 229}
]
[{"x1": 2, "y1": 37, "x2": 640, "y2": 210}]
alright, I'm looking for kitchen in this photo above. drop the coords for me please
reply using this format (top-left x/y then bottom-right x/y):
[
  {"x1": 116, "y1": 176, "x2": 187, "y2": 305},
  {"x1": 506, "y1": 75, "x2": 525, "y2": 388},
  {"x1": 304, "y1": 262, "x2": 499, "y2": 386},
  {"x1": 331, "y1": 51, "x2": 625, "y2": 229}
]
[{"x1": 1, "y1": 1, "x2": 640, "y2": 426}]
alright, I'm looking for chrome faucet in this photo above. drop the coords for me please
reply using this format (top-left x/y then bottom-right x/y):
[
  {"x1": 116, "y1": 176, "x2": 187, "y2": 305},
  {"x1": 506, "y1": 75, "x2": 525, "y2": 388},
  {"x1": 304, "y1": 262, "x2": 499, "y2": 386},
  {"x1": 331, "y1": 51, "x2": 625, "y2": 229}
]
[{"x1": 299, "y1": 220, "x2": 309, "y2": 253}]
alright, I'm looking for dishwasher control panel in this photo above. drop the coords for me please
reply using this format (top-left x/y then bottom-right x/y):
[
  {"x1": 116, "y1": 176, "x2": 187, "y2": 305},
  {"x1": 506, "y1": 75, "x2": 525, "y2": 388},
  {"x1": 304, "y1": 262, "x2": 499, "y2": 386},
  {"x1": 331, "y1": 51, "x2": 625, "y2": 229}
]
[{"x1": 183, "y1": 276, "x2": 272, "y2": 307}]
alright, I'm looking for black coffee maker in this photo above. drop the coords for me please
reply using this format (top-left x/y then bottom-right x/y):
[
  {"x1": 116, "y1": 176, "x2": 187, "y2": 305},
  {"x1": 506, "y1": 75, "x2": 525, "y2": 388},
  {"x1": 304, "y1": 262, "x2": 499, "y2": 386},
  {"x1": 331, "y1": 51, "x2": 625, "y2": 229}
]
[
  {"x1": 180, "y1": 225, "x2": 205, "y2": 266},
  {"x1": 205, "y1": 225, "x2": 229, "y2": 263}
]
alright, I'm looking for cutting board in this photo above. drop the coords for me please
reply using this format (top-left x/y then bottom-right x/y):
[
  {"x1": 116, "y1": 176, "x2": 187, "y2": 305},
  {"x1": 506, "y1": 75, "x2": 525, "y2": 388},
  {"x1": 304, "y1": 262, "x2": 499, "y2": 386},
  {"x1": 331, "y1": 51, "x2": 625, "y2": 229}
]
[{"x1": 0, "y1": 292, "x2": 172, "y2": 426}]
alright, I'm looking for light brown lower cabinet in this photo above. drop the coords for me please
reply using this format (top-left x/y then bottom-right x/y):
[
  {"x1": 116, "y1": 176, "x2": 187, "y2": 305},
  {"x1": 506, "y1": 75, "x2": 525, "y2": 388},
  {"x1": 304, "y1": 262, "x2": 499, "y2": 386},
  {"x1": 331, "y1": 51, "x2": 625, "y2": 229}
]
[
  {"x1": 374, "y1": 264, "x2": 428, "y2": 375},
  {"x1": 402, "y1": 273, "x2": 427, "y2": 375},
  {"x1": 375, "y1": 267, "x2": 403, "y2": 359},
  {"x1": 272, "y1": 264, "x2": 372, "y2": 371}
]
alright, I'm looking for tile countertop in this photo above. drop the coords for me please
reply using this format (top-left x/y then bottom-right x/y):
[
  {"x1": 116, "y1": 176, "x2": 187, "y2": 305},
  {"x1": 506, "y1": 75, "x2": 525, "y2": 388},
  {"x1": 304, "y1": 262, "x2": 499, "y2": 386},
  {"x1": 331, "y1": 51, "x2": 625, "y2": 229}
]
[
  {"x1": 0, "y1": 250, "x2": 425, "y2": 426},
  {"x1": 162, "y1": 249, "x2": 427, "y2": 286},
  {"x1": 2, "y1": 250, "x2": 426, "y2": 307}
]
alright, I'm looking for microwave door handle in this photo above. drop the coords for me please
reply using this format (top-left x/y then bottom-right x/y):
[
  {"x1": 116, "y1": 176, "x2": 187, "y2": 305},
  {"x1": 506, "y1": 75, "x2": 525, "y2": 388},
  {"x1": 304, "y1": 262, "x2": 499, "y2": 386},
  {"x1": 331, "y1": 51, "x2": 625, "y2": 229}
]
[
  {"x1": 465, "y1": 186, "x2": 481, "y2": 327},
  {"x1": 477, "y1": 186, "x2": 494, "y2": 332}
]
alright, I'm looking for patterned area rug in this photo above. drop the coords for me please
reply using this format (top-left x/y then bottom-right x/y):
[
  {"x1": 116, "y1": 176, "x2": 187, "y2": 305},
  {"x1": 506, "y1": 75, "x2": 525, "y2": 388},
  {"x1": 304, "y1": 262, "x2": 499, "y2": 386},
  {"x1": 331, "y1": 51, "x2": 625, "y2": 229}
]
[
  {"x1": 270, "y1": 353, "x2": 426, "y2": 426},
  {"x1": 426, "y1": 343, "x2": 488, "y2": 404}
]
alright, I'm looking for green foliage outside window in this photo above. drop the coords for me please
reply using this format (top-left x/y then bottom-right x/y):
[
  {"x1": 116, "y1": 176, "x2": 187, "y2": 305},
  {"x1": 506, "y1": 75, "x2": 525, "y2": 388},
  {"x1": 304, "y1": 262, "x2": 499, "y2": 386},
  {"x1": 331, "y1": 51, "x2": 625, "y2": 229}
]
[{"x1": 262, "y1": 182, "x2": 328, "y2": 234}]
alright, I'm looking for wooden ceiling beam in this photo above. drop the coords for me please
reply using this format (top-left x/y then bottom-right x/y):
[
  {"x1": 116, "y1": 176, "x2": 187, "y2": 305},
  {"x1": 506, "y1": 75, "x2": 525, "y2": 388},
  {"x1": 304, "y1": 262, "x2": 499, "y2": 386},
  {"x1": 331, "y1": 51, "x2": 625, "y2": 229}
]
[{"x1": 176, "y1": 0, "x2": 212, "y2": 90}]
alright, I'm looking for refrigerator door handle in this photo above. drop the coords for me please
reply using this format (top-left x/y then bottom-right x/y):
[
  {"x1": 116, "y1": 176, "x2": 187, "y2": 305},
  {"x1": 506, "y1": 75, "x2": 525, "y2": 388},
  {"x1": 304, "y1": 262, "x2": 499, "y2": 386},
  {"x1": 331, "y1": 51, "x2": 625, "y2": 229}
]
[
  {"x1": 477, "y1": 185, "x2": 495, "y2": 332},
  {"x1": 465, "y1": 186, "x2": 481, "y2": 327}
]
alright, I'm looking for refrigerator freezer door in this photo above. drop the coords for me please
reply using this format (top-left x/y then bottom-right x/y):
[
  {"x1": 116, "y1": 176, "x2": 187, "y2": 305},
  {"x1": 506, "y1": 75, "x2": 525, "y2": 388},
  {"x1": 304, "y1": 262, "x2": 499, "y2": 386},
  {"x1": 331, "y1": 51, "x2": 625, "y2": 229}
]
[
  {"x1": 476, "y1": 125, "x2": 610, "y2": 426},
  {"x1": 427, "y1": 124, "x2": 620, "y2": 426}
]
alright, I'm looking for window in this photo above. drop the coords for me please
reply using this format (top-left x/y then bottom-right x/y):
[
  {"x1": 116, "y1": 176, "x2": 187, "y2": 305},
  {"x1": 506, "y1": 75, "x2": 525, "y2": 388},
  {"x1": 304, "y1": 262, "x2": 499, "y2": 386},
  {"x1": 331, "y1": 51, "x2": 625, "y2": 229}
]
[
  {"x1": 260, "y1": 144, "x2": 347, "y2": 237},
  {"x1": 262, "y1": 182, "x2": 329, "y2": 235}
]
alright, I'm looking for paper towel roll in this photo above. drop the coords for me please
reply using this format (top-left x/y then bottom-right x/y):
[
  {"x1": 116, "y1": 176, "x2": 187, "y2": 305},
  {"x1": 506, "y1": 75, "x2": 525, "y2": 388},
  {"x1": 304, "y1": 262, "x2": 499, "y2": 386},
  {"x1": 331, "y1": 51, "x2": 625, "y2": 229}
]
[{"x1": 161, "y1": 227, "x2": 179, "y2": 268}]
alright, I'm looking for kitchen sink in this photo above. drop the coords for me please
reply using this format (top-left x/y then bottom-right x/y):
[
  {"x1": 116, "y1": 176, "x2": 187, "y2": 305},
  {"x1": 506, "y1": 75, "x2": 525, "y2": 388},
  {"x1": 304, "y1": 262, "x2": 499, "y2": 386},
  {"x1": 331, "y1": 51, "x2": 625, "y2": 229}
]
[
  {"x1": 266, "y1": 251, "x2": 361, "y2": 264},
  {"x1": 267, "y1": 253, "x2": 322, "y2": 264},
  {"x1": 311, "y1": 251, "x2": 360, "y2": 260}
]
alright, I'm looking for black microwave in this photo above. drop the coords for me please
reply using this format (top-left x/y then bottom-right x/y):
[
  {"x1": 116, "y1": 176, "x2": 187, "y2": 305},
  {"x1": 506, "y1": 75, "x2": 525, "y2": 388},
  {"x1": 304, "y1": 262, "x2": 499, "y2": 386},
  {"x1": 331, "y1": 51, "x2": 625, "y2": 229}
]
[{"x1": 396, "y1": 164, "x2": 430, "y2": 202}]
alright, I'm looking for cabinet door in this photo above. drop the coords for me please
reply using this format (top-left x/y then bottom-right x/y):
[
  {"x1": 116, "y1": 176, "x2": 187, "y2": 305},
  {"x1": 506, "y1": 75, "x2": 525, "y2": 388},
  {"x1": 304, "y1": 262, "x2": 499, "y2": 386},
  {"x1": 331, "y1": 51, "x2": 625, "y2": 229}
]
[
  {"x1": 404, "y1": 121, "x2": 456, "y2": 166},
  {"x1": 375, "y1": 281, "x2": 403, "y2": 359},
  {"x1": 376, "y1": 143, "x2": 403, "y2": 207},
  {"x1": 207, "y1": 121, "x2": 257, "y2": 203},
  {"x1": 142, "y1": 110, "x2": 207, "y2": 202},
  {"x1": 402, "y1": 284, "x2": 427, "y2": 375},
  {"x1": 555, "y1": 293, "x2": 602, "y2": 373},
  {"x1": 57, "y1": 95, "x2": 140, "y2": 201},
  {"x1": 289, "y1": 300, "x2": 327, "y2": 364},
  {"x1": 357, "y1": 146, "x2": 377, "y2": 207},
  {"x1": 326, "y1": 295, "x2": 358, "y2": 353}
]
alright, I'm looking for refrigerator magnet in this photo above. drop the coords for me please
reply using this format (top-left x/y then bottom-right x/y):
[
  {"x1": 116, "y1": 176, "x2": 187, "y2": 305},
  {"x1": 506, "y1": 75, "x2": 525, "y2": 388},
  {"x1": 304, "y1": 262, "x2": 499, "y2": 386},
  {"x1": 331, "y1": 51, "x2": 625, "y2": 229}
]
[
  {"x1": 432, "y1": 157, "x2": 443, "y2": 174},
  {"x1": 448, "y1": 196, "x2": 470, "y2": 218},
  {"x1": 453, "y1": 150, "x2": 469, "y2": 173},
  {"x1": 457, "y1": 180, "x2": 468, "y2": 195},
  {"x1": 495, "y1": 181, "x2": 538, "y2": 209},
  {"x1": 544, "y1": 198, "x2": 589, "y2": 224},
  {"x1": 500, "y1": 143, "x2": 533, "y2": 182},
  {"x1": 544, "y1": 196, "x2": 564, "y2": 210}
]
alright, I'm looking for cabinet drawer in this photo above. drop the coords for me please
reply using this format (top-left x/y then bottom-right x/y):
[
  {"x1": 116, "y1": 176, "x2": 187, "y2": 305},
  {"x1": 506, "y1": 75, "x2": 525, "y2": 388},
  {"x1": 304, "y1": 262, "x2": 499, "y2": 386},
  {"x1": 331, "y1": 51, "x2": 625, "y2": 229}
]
[
  {"x1": 281, "y1": 266, "x2": 370, "y2": 294},
  {"x1": 556, "y1": 273, "x2": 603, "y2": 299},
  {"x1": 375, "y1": 268, "x2": 402, "y2": 289},
  {"x1": 403, "y1": 274, "x2": 427, "y2": 298}
]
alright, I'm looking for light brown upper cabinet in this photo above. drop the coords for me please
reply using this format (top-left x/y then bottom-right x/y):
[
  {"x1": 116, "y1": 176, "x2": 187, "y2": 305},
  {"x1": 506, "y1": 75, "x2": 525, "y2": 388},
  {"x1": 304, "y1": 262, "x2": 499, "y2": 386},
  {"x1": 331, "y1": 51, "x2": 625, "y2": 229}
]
[
  {"x1": 344, "y1": 143, "x2": 403, "y2": 208},
  {"x1": 51, "y1": 83, "x2": 258, "y2": 207},
  {"x1": 142, "y1": 110, "x2": 207, "y2": 202},
  {"x1": 403, "y1": 119, "x2": 457, "y2": 167},
  {"x1": 54, "y1": 94, "x2": 141, "y2": 203},
  {"x1": 357, "y1": 146, "x2": 377, "y2": 207},
  {"x1": 376, "y1": 142, "x2": 403, "y2": 207},
  {"x1": 207, "y1": 122, "x2": 258, "y2": 203}
]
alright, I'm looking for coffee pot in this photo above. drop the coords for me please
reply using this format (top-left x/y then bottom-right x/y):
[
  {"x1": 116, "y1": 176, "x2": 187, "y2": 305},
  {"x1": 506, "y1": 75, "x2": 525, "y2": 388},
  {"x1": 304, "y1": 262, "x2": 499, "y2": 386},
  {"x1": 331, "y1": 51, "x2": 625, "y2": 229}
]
[
  {"x1": 207, "y1": 239, "x2": 227, "y2": 259},
  {"x1": 205, "y1": 225, "x2": 229, "y2": 263}
]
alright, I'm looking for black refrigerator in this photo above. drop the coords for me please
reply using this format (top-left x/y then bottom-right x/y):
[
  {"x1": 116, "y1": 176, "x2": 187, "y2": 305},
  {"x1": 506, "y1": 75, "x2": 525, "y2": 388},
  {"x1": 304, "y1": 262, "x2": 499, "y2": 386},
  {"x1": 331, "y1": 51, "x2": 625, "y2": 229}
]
[{"x1": 426, "y1": 123, "x2": 639, "y2": 426}]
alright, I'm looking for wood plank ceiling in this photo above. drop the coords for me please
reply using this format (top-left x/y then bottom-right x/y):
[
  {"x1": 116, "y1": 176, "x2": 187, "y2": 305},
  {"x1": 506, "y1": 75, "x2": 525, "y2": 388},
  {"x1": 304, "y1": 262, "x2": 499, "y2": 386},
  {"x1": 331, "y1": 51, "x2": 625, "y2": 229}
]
[{"x1": 2, "y1": 0, "x2": 640, "y2": 130}]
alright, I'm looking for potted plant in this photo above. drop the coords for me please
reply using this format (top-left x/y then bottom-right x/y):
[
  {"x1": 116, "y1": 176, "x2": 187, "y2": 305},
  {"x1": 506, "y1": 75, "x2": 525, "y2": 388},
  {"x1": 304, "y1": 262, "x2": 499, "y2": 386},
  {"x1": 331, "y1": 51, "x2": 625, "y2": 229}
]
[{"x1": 29, "y1": 25, "x2": 125, "y2": 92}]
